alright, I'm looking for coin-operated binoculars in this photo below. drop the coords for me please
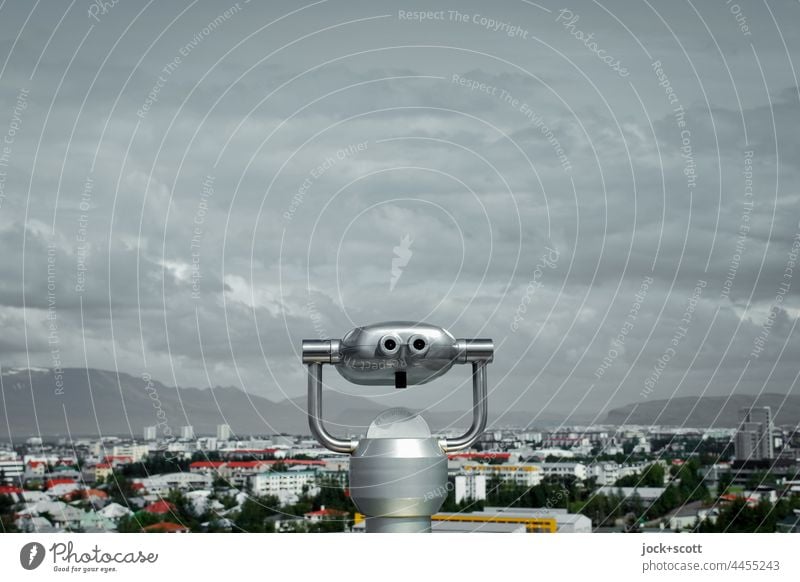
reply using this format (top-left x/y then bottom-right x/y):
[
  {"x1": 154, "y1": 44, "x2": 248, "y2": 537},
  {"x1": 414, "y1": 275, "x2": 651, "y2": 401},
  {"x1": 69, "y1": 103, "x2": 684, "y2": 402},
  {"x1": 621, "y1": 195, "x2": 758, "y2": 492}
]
[{"x1": 302, "y1": 322, "x2": 493, "y2": 533}]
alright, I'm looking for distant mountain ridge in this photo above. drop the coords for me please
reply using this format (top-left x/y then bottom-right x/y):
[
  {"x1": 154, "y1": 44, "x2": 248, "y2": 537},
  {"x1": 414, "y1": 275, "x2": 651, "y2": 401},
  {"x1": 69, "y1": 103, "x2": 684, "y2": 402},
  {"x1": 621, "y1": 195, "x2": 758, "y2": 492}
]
[
  {"x1": 0, "y1": 367, "x2": 316, "y2": 438},
  {"x1": 0, "y1": 367, "x2": 569, "y2": 438},
  {"x1": 3, "y1": 368, "x2": 794, "y2": 437},
  {"x1": 604, "y1": 393, "x2": 800, "y2": 428}
]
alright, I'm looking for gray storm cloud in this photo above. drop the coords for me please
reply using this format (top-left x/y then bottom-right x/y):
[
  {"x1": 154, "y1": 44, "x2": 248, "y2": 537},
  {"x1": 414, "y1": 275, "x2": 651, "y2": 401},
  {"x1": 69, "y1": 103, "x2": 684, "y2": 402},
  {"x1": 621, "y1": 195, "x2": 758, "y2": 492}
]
[{"x1": 0, "y1": 0, "x2": 797, "y2": 422}]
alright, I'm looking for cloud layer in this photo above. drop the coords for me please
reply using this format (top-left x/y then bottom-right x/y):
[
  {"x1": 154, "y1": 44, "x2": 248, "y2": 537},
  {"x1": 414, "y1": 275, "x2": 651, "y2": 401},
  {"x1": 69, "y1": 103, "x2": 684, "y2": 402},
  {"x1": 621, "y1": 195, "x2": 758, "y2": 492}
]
[{"x1": 0, "y1": 0, "x2": 798, "y2": 431}]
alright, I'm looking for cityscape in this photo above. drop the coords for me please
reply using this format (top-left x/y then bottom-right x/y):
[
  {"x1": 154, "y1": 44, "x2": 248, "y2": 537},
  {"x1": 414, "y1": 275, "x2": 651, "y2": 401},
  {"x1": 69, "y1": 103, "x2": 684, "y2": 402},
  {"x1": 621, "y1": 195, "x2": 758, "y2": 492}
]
[
  {"x1": 2, "y1": 400, "x2": 799, "y2": 534},
  {"x1": 0, "y1": 8, "x2": 799, "y2": 580}
]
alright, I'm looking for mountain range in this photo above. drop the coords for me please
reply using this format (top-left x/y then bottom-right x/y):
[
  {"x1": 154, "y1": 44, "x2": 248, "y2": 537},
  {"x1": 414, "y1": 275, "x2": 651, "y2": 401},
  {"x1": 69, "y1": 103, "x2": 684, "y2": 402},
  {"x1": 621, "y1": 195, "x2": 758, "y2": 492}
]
[
  {"x1": 0, "y1": 367, "x2": 567, "y2": 438},
  {"x1": 0, "y1": 368, "x2": 796, "y2": 438},
  {"x1": 603, "y1": 393, "x2": 800, "y2": 427}
]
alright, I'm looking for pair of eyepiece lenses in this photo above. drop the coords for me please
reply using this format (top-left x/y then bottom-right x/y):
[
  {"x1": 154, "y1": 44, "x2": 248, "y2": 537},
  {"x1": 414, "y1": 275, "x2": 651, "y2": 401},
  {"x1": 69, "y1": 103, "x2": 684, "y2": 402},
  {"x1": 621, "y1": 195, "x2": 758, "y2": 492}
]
[{"x1": 379, "y1": 334, "x2": 427, "y2": 356}]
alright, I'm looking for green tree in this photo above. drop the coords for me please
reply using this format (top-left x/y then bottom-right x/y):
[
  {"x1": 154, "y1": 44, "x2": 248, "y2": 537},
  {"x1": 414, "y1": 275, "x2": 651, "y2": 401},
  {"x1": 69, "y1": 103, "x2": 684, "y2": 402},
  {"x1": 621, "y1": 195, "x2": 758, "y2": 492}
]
[
  {"x1": 0, "y1": 494, "x2": 18, "y2": 532},
  {"x1": 116, "y1": 511, "x2": 163, "y2": 532},
  {"x1": 233, "y1": 495, "x2": 281, "y2": 532},
  {"x1": 716, "y1": 472, "x2": 733, "y2": 496}
]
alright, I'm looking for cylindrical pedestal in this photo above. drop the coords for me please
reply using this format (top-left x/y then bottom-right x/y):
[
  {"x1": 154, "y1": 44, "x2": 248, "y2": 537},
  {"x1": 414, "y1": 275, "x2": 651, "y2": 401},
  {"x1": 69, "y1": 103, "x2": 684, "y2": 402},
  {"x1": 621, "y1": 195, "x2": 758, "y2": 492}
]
[{"x1": 349, "y1": 409, "x2": 447, "y2": 533}]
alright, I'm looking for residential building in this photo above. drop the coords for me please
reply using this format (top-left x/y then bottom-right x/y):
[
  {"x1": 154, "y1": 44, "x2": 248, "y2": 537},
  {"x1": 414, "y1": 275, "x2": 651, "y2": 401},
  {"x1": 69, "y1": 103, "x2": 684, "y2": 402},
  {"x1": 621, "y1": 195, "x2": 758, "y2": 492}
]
[
  {"x1": 251, "y1": 470, "x2": 319, "y2": 504},
  {"x1": 143, "y1": 426, "x2": 157, "y2": 441},
  {"x1": 455, "y1": 474, "x2": 486, "y2": 503},
  {"x1": 189, "y1": 461, "x2": 224, "y2": 474},
  {"x1": 588, "y1": 462, "x2": 620, "y2": 485},
  {"x1": 143, "y1": 500, "x2": 177, "y2": 515},
  {"x1": 0, "y1": 455, "x2": 23, "y2": 483},
  {"x1": 181, "y1": 425, "x2": 195, "y2": 440},
  {"x1": 219, "y1": 460, "x2": 273, "y2": 488},
  {"x1": 98, "y1": 502, "x2": 133, "y2": 523},
  {"x1": 735, "y1": 407, "x2": 774, "y2": 460},
  {"x1": 216, "y1": 424, "x2": 232, "y2": 441},
  {"x1": 23, "y1": 460, "x2": 47, "y2": 481},
  {"x1": 304, "y1": 505, "x2": 347, "y2": 524},
  {"x1": 539, "y1": 462, "x2": 587, "y2": 480},
  {"x1": 111, "y1": 444, "x2": 149, "y2": 462},
  {"x1": 15, "y1": 515, "x2": 58, "y2": 532},
  {"x1": 93, "y1": 463, "x2": 113, "y2": 482},
  {"x1": 136, "y1": 472, "x2": 212, "y2": 495},
  {"x1": 542, "y1": 431, "x2": 590, "y2": 450},
  {"x1": 462, "y1": 464, "x2": 542, "y2": 487}
]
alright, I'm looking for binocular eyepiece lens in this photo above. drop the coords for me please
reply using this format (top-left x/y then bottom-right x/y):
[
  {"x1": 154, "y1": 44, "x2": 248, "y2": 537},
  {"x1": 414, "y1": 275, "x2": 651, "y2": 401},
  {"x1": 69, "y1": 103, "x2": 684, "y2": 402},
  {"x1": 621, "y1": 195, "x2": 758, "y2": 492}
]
[
  {"x1": 378, "y1": 334, "x2": 402, "y2": 356},
  {"x1": 407, "y1": 333, "x2": 430, "y2": 356}
]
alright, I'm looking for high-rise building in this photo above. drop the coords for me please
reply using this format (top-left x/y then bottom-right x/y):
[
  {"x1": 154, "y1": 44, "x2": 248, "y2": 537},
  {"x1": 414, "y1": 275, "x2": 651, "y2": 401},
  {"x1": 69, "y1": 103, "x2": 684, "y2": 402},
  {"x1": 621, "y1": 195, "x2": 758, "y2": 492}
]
[
  {"x1": 143, "y1": 426, "x2": 157, "y2": 441},
  {"x1": 216, "y1": 424, "x2": 231, "y2": 441},
  {"x1": 735, "y1": 407, "x2": 774, "y2": 460},
  {"x1": 180, "y1": 425, "x2": 195, "y2": 440}
]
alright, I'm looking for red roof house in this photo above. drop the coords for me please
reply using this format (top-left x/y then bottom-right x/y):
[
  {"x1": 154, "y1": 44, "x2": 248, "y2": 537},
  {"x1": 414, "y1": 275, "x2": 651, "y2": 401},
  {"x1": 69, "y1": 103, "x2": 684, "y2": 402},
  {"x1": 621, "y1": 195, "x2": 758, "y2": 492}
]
[
  {"x1": 143, "y1": 500, "x2": 177, "y2": 515},
  {"x1": 45, "y1": 477, "x2": 76, "y2": 489},
  {"x1": 304, "y1": 505, "x2": 347, "y2": 522}
]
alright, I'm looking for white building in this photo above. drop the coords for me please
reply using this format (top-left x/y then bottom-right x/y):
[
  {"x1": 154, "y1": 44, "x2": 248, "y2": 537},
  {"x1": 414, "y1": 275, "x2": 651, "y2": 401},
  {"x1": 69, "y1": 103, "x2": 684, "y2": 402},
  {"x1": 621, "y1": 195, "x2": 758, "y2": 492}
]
[
  {"x1": 181, "y1": 426, "x2": 195, "y2": 440},
  {"x1": 136, "y1": 472, "x2": 212, "y2": 495},
  {"x1": 539, "y1": 462, "x2": 587, "y2": 480},
  {"x1": 462, "y1": 464, "x2": 542, "y2": 487},
  {"x1": 18, "y1": 499, "x2": 84, "y2": 529},
  {"x1": 111, "y1": 444, "x2": 149, "y2": 462},
  {"x1": 98, "y1": 502, "x2": 133, "y2": 523},
  {"x1": 455, "y1": 474, "x2": 486, "y2": 503},
  {"x1": 219, "y1": 461, "x2": 273, "y2": 488},
  {"x1": 251, "y1": 470, "x2": 319, "y2": 504},
  {"x1": 588, "y1": 463, "x2": 620, "y2": 486},
  {"x1": 143, "y1": 426, "x2": 157, "y2": 441},
  {"x1": 201, "y1": 437, "x2": 219, "y2": 451},
  {"x1": 667, "y1": 502, "x2": 718, "y2": 531},
  {"x1": 216, "y1": 424, "x2": 231, "y2": 441},
  {"x1": 542, "y1": 432, "x2": 590, "y2": 449},
  {"x1": 0, "y1": 456, "x2": 23, "y2": 483},
  {"x1": 588, "y1": 462, "x2": 646, "y2": 486},
  {"x1": 22, "y1": 454, "x2": 60, "y2": 465}
]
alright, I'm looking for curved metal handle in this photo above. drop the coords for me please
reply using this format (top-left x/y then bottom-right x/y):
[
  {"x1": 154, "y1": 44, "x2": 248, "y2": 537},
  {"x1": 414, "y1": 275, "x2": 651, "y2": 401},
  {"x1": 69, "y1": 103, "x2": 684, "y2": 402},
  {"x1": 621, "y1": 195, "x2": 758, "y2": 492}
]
[
  {"x1": 440, "y1": 360, "x2": 489, "y2": 452},
  {"x1": 307, "y1": 361, "x2": 358, "y2": 454}
]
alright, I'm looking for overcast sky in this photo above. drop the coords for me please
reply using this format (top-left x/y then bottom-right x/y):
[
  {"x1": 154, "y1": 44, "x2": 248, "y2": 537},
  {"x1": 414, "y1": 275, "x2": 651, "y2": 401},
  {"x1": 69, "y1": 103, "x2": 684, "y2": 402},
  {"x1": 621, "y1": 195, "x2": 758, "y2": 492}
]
[{"x1": 0, "y1": 0, "x2": 798, "y2": 427}]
